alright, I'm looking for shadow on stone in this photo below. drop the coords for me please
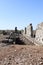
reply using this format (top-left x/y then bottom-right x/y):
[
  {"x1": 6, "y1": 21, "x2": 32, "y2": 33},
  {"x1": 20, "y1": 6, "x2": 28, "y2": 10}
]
[{"x1": 15, "y1": 37, "x2": 25, "y2": 45}]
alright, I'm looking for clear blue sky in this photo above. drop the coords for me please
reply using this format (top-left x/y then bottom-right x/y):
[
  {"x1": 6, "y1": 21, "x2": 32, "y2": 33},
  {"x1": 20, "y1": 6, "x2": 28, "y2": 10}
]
[{"x1": 0, "y1": 0, "x2": 43, "y2": 30}]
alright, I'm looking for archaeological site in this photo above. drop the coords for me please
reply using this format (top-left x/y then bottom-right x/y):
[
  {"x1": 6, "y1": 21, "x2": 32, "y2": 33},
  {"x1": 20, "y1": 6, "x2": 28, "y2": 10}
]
[
  {"x1": 0, "y1": 22, "x2": 43, "y2": 65},
  {"x1": 23, "y1": 22, "x2": 43, "y2": 45},
  {"x1": 0, "y1": 22, "x2": 43, "y2": 46}
]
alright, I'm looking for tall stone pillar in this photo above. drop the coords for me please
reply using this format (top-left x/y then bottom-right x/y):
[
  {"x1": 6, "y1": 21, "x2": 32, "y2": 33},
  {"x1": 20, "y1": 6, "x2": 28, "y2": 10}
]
[
  {"x1": 15, "y1": 27, "x2": 17, "y2": 33},
  {"x1": 30, "y1": 24, "x2": 33, "y2": 37},
  {"x1": 26, "y1": 23, "x2": 33, "y2": 37},
  {"x1": 25, "y1": 27, "x2": 26, "y2": 34}
]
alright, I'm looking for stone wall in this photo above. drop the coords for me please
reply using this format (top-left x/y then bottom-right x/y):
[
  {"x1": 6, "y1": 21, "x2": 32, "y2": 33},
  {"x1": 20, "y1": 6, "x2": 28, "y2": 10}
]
[
  {"x1": 26, "y1": 24, "x2": 31, "y2": 37},
  {"x1": 23, "y1": 22, "x2": 43, "y2": 45},
  {"x1": 23, "y1": 23, "x2": 33, "y2": 37},
  {"x1": 35, "y1": 22, "x2": 43, "y2": 44}
]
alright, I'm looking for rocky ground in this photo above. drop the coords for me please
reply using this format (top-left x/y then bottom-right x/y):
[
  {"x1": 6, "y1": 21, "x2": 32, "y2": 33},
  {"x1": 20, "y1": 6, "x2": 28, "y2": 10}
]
[
  {"x1": 0, "y1": 45, "x2": 43, "y2": 65},
  {"x1": 0, "y1": 34, "x2": 43, "y2": 65}
]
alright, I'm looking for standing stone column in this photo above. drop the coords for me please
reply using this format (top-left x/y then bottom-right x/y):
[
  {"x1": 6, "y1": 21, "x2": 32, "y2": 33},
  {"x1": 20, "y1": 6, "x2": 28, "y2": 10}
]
[
  {"x1": 15, "y1": 27, "x2": 17, "y2": 33},
  {"x1": 30, "y1": 24, "x2": 33, "y2": 37},
  {"x1": 26, "y1": 23, "x2": 33, "y2": 37},
  {"x1": 25, "y1": 27, "x2": 26, "y2": 34}
]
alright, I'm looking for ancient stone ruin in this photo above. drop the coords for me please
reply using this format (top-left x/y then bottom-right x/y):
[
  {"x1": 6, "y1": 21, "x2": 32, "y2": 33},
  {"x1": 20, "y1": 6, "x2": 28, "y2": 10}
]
[
  {"x1": 23, "y1": 23, "x2": 34, "y2": 38},
  {"x1": 1, "y1": 22, "x2": 43, "y2": 45},
  {"x1": 23, "y1": 22, "x2": 43, "y2": 45},
  {"x1": 35, "y1": 22, "x2": 43, "y2": 45}
]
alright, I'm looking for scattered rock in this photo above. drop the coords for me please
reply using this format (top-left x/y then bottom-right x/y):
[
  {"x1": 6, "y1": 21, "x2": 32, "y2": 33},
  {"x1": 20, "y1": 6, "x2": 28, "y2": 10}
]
[{"x1": 15, "y1": 50, "x2": 16, "y2": 52}]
